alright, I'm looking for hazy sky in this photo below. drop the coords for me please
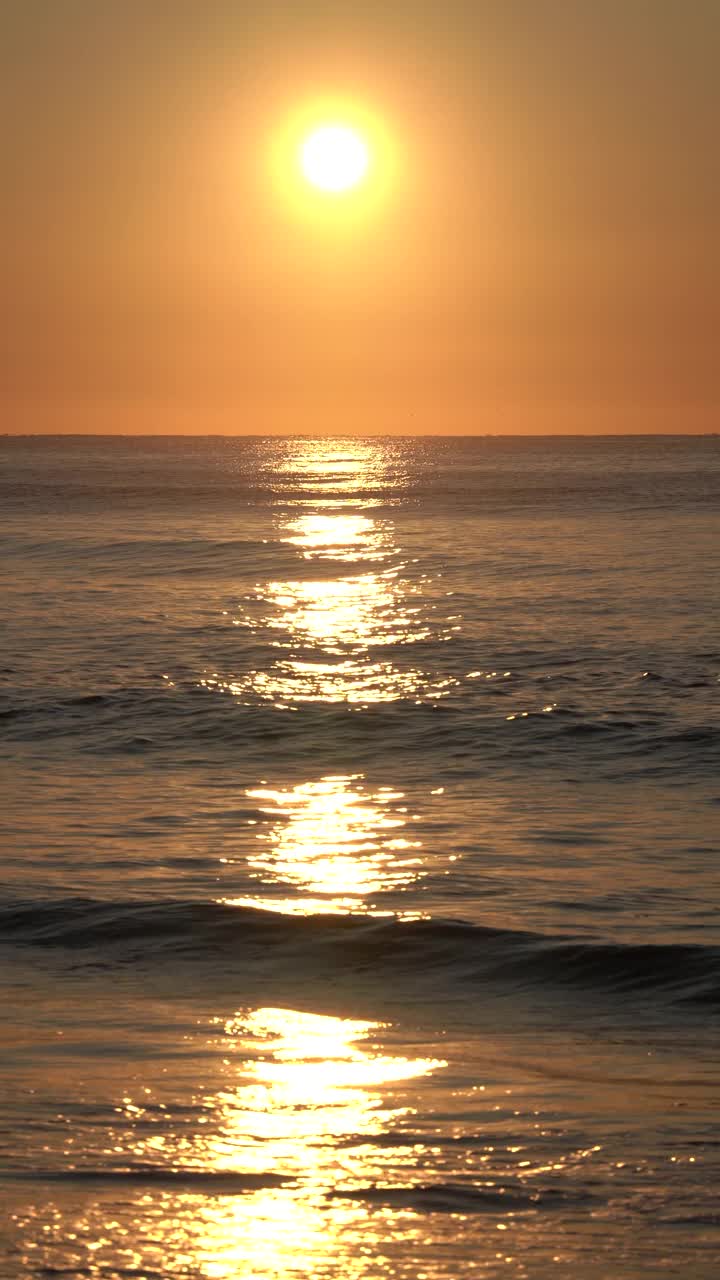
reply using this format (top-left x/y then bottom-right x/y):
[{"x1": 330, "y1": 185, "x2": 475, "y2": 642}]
[{"x1": 2, "y1": 0, "x2": 718, "y2": 434}]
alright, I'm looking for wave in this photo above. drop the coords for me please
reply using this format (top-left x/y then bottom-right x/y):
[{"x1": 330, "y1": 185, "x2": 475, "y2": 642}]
[
  {"x1": 2, "y1": 682, "x2": 718, "y2": 778},
  {"x1": 328, "y1": 1180, "x2": 595, "y2": 1213},
  {"x1": 3, "y1": 1167, "x2": 289, "y2": 1193},
  {"x1": 1, "y1": 1168, "x2": 593, "y2": 1213},
  {"x1": 2, "y1": 897, "x2": 718, "y2": 1008},
  {"x1": 1, "y1": 534, "x2": 299, "y2": 578}
]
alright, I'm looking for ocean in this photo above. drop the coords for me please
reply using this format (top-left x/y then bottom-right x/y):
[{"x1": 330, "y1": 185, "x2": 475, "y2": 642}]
[{"x1": 1, "y1": 434, "x2": 719, "y2": 1278}]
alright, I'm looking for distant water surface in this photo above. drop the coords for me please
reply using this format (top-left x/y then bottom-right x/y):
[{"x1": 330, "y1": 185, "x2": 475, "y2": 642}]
[{"x1": 1, "y1": 436, "x2": 719, "y2": 1278}]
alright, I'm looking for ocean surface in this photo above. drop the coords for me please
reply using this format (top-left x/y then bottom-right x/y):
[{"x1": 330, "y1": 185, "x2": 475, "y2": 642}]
[{"x1": 1, "y1": 434, "x2": 719, "y2": 1279}]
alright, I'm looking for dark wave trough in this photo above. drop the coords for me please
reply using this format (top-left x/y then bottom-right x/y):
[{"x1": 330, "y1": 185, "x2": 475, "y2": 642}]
[{"x1": 3, "y1": 897, "x2": 718, "y2": 1008}]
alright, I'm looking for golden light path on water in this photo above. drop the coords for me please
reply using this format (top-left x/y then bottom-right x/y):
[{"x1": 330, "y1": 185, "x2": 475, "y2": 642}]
[
  {"x1": 284, "y1": 511, "x2": 390, "y2": 561},
  {"x1": 222, "y1": 774, "x2": 426, "y2": 916},
  {"x1": 115, "y1": 1007, "x2": 447, "y2": 1279},
  {"x1": 263, "y1": 572, "x2": 423, "y2": 653},
  {"x1": 160, "y1": 444, "x2": 450, "y2": 1270},
  {"x1": 199, "y1": 439, "x2": 459, "y2": 707}
]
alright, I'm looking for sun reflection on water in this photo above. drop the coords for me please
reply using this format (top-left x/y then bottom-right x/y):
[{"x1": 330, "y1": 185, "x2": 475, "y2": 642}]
[
  {"x1": 223, "y1": 774, "x2": 424, "y2": 916},
  {"x1": 199, "y1": 439, "x2": 459, "y2": 708},
  {"x1": 116, "y1": 1007, "x2": 446, "y2": 1279},
  {"x1": 284, "y1": 510, "x2": 393, "y2": 561},
  {"x1": 262, "y1": 570, "x2": 430, "y2": 653},
  {"x1": 215, "y1": 1006, "x2": 445, "y2": 1150},
  {"x1": 271, "y1": 439, "x2": 403, "y2": 496},
  {"x1": 201, "y1": 657, "x2": 453, "y2": 706}
]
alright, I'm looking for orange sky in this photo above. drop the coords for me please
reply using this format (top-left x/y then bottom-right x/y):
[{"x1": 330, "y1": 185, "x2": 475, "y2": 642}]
[{"x1": 2, "y1": 1, "x2": 718, "y2": 434}]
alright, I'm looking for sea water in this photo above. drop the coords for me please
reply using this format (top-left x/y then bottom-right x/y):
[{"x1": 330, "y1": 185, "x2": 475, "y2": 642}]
[{"x1": 1, "y1": 435, "x2": 719, "y2": 1278}]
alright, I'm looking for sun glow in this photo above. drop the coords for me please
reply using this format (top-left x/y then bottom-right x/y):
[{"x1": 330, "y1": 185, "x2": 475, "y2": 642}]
[{"x1": 300, "y1": 124, "x2": 370, "y2": 193}]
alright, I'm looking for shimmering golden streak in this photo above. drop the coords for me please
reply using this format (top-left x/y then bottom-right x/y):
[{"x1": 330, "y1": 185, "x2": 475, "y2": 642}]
[{"x1": 226, "y1": 777, "x2": 425, "y2": 915}]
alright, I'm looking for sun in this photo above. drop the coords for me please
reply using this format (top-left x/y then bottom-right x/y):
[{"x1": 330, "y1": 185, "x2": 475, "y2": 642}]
[{"x1": 299, "y1": 125, "x2": 370, "y2": 194}]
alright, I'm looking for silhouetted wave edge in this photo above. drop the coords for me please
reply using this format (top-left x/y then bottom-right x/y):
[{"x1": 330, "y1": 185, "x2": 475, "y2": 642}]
[{"x1": 2, "y1": 897, "x2": 718, "y2": 1006}]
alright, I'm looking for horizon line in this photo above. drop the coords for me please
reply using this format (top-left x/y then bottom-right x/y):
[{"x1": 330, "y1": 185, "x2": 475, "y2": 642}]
[{"x1": 2, "y1": 431, "x2": 718, "y2": 442}]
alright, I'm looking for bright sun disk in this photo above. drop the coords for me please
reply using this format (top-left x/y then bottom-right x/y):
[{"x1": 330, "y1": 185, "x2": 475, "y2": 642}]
[{"x1": 300, "y1": 125, "x2": 369, "y2": 193}]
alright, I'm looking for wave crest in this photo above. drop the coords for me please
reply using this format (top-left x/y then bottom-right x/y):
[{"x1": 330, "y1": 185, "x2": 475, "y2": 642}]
[{"x1": 2, "y1": 897, "x2": 718, "y2": 1008}]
